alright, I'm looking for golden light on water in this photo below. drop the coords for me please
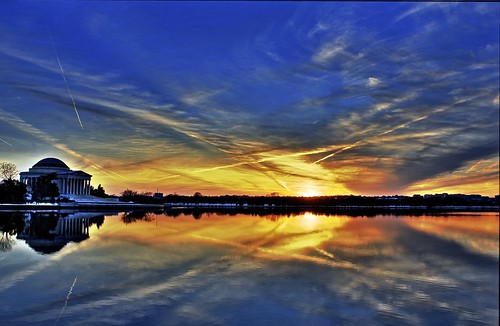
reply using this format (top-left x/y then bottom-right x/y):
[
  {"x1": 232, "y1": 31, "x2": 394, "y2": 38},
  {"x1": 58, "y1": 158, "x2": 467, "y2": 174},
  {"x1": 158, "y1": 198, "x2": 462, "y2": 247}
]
[
  {"x1": 87, "y1": 212, "x2": 499, "y2": 271},
  {"x1": 299, "y1": 212, "x2": 320, "y2": 229}
]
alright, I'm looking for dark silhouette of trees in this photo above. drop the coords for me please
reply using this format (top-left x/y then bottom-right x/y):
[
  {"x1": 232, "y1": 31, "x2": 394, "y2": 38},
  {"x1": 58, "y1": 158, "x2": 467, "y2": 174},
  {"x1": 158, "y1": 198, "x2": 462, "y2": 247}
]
[
  {"x1": 90, "y1": 184, "x2": 108, "y2": 198},
  {"x1": 120, "y1": 188, "x2": 162, "y2": 204},
  {"x1": 161, "y1": 193, "x2": 499, "y2": 209},
  {"x1": 121, "y1": 211, "x2": 154, "y2": 224},
  {"x1": 32, "y1": 173, "x2": 59, "y2": 202},
  {"x1": 121, "y1": 189, "x2": 138, "y2": 201},
  {"x1": 0, "y1": 179, "x2": 27, "y2": 203},
  {"x1": 0, "y1": 162, "x2": 26, "y2": 203},
  {"x1": 0, "y1": 212, "x2": 25, "y2": 252}
]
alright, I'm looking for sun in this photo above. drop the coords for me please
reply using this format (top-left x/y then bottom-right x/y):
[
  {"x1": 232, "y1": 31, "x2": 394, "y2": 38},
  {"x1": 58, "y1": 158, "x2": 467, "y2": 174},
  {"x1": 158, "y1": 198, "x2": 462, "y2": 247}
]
[
  {"x1": 298, "y1": 183, "x2": 322, "y2": 197},
  {"x1": 300, "y1": 190, "x2": 321, "y2": 197}
]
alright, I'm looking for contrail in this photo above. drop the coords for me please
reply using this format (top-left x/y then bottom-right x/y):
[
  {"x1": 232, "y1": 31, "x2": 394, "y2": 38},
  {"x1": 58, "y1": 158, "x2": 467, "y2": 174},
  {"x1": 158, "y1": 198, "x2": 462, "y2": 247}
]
[
  {"x1": 51, "y1": 37, "x2": 84, "y2": 130},
  {"x1": 56, "y1": 276, "x2": 78, "y2": 325},
  {"x1": 313, "y1": 110, "x2": 444, "y2": 164},
  {"x1": 313, "y1": 142, "x2": 360, "y2": 164},
  {"x1": 0, "y1": 138, "x2": 13, "y2": 147},
  {"x1": 0, "y1": 108, "x2": 126, "y2": 181}
]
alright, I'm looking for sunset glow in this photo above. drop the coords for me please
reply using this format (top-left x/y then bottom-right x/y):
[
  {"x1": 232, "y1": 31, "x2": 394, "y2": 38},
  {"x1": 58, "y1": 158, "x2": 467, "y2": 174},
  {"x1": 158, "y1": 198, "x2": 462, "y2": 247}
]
[{"x1": 0, "y1": 2, "x2": 498, "y2": 196}]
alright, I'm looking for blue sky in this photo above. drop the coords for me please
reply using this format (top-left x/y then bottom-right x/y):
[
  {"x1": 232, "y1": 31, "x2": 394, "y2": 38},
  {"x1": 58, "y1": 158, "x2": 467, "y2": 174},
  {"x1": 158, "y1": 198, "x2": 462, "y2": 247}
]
[{"x1": 0, "y1": 2, "x2": 498, "y2": 196}]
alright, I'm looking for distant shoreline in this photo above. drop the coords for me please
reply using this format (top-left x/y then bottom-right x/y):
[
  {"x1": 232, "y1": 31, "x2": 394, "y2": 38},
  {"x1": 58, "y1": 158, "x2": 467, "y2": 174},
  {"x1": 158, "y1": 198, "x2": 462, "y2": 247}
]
[
  {"x1": 164, "y1": 202, "x2": 499, "y2": 212},
  {"x1": 0, "y1": 202, "x2": 497, "y2": 213}
]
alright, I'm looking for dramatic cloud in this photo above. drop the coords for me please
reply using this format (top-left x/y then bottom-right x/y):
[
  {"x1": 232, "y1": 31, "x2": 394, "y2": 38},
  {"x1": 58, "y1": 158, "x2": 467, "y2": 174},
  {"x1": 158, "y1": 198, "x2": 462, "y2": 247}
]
[{"x1": 0, "y1": 2, "x2": 498, "y2": 196}]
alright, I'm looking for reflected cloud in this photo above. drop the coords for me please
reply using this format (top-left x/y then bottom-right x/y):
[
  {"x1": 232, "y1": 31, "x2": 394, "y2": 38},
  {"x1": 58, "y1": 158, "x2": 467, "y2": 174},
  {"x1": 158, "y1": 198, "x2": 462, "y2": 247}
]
[
  {"x1": 404, "y1": 213, "x2": 499, "y2": 258},
  {"x1": 1, "y1": 211, "x2": 498, "y2": 325}
]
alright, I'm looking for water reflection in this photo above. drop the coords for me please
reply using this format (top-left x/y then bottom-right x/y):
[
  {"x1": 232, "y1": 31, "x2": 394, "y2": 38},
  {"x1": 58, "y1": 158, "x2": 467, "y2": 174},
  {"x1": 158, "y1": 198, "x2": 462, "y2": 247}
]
[
  {"x1": 0, "y1": 210, "x2": 497, "y2": 325},
  {"x1": 162, "y1": 206, "x2": 447, "y2": 219},
  {"x1": 0, "y1": 211, "x2": 104, "y2": 254}
]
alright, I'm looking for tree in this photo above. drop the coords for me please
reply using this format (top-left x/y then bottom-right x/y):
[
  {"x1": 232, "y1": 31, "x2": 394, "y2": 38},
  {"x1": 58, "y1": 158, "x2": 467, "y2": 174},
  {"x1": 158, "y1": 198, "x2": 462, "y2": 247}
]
[
  {"x1": 90, "y1": 184, "x2": 108, "y2": 198},
  {"x1": 122, "y1": 189, "x2": 138, "y2": 197},
  {"x1": 0, "y1": 162, "x2": 18, "y2": 181},
  {"x1": 32, "y1": 173, "x2": 60, "y2": 202},
  {"x1": 121, "y1": 189, "x2": 138, "y2": 202},
  {"x1": 0, "y1": 179, "x2": 27, "y2": 203}
]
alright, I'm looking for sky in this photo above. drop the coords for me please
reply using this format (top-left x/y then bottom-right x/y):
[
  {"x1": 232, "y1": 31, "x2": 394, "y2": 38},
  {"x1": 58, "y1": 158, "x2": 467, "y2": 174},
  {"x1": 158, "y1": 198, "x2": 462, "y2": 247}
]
[{"x1": 0, "y1": 2, "x2": 498, "y2": 197}]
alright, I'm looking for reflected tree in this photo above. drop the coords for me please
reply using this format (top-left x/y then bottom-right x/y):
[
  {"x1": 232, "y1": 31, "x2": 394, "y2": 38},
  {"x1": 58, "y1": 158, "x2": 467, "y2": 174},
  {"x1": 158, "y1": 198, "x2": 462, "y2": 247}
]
[
  {"x1": 0, "y1": 212, "x2": 25, "y2": 252},
  {"x1": 121, "y1": 211, "x2": 155, "y2": 224},
  {"x1": 192, "y1": 210, "x2": 203, "y2": 219},
  {"x1": 0, "y1": 232, "x2": 15, "y2": 252}
]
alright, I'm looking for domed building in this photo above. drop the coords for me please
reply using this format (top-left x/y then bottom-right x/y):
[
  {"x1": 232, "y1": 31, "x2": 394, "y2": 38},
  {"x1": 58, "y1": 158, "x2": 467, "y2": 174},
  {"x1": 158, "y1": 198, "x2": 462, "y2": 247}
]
[{"x1": 20, "y1": 158, "x2": 92, "y2": 196}]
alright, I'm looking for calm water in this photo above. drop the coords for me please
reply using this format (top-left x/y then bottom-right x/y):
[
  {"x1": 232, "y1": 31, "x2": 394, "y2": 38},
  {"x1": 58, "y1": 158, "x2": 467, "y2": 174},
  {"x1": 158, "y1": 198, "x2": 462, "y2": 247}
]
[{"x1": 0, "y1": 210, "x2": 498, "y2": 325}]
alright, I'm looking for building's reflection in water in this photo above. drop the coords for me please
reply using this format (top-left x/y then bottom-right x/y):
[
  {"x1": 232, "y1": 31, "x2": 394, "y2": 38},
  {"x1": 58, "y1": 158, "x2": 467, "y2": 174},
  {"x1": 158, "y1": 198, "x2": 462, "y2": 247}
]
[{"x1": 17, "y1": 212, "x2": 104, "y2": 254}]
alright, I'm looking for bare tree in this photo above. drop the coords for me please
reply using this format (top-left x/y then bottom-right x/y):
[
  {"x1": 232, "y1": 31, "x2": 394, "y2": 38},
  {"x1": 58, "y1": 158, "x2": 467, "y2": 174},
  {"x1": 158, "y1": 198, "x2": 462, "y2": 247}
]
[{"x1": 0, "y1": 162, "x2": 18, "y2": 181}]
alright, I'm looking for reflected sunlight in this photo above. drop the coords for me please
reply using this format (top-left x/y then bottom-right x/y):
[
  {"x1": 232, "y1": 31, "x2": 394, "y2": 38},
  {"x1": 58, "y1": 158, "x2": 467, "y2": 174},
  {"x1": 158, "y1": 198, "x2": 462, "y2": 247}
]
[{"x1": 299, "y1": 212, "x2": 320, "y2": 229}]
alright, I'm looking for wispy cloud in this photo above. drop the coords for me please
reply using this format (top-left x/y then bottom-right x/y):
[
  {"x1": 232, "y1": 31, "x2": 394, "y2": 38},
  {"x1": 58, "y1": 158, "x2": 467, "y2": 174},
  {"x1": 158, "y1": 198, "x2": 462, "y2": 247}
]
[
  {"x1": 0, "y1": 108, "x2": 126, "y2": 181},
  {"x1": 0, "y1": 2, "x2": 497, "y2": 195}
]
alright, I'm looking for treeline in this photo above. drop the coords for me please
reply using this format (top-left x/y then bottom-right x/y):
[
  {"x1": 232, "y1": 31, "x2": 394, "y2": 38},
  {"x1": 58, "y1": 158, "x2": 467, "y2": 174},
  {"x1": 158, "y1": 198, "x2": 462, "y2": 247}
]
[{"x1": 161, "y1": 194, "x2": 499, "y2": 207}]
